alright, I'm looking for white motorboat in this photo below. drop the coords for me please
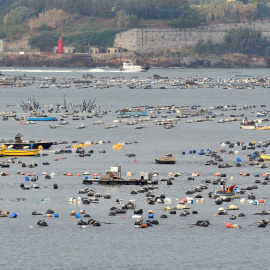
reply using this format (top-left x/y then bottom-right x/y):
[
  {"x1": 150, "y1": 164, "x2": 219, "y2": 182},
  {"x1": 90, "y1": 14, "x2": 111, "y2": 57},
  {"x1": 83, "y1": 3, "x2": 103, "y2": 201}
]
[{"x1": 120, "y1": 62, "x2": 150, "y2": 72}]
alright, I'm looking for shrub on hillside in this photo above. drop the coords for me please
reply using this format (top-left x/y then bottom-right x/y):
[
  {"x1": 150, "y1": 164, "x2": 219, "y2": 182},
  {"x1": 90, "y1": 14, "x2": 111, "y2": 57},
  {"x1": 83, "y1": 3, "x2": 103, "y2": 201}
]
[
  {"x1": 28, "y1": 9, "x2": 78, "y2": 31},
  {"x1": 3, "y1": 6, "x2": 33, "y2": 25}
]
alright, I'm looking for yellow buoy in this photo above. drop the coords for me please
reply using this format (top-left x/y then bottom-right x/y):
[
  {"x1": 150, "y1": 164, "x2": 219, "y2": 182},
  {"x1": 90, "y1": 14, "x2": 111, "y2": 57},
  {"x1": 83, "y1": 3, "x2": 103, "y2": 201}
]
[
  {"x1": 1, "y1": 144, "x2": 7, "y2": 149},
  {"x1": 72, "y1": 144, "x2": 78, "y2": 148},
  {"x1": 38, "y1": 145, "x2": 43, "y2": 149}
]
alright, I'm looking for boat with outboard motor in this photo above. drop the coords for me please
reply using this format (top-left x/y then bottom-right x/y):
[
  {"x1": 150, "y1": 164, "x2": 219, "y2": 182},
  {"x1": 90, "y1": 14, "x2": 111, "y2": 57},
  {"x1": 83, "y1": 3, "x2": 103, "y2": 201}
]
[
  {"x1": 209, "y1": 187, "x2": 240, "y2": 199},
  {"x1": 119, "y1": 62, "x2": 150, "y2": 72},
  {"x1": 118, "y1": 108, "x2": 148, "y2": 116},
  {"x1": 2, "y1": 133, "x2": 53, "y2": 149}
]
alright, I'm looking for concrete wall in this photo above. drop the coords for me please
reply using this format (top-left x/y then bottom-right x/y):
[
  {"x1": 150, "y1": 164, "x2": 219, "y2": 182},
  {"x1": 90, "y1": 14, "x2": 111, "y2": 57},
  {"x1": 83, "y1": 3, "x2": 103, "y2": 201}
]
[
  {"x1": 114, "y1": 22, "x2": 270, "y2": 53},
  {"x1": 0, "y1": 39, "x2": 7, "y2": 53},
  {"x1": 7, "y1": 40, "x2": 39, "y2": 53}
]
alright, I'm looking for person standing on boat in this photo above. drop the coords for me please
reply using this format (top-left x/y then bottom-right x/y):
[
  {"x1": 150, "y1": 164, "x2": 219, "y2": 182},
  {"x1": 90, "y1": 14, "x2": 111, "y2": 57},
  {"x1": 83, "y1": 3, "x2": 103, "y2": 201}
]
[
  {"x1": 228, "y1": 184, "x2": 235, "y2": 192},
  {"x1": 221, "y1": 183, "x2": 226, "y2": 193}
]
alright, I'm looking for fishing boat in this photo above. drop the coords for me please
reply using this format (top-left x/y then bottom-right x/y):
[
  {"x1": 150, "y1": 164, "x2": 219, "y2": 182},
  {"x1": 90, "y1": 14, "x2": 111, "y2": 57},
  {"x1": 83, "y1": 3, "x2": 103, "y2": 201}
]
[
  {"x1": 118, "y1": 108, "x2": 148, "y2": 116},
  {"x1": 240, "y1": 124, "x2": 255, "y2": 130},
  {"x1": 260, "y1": 153, "x2": 270, "y2": 161},
  {"x1": 119, "y1": 62, "x2": 150, "y2": 72},
  {"x1": 209, "y1": 187, "x2": 240, "y2": 199},
  {"x1": 26, "y1": 116, "x2": 57, "y2": 121},
  {"x1": 3, "y1": 133, "x2": 53, "y2": 149},
  {"x1": 0, "y1": 148, "x2": 39, "y2": 156},
  {"x1": 155, "y1": 154, "x2": 176, "y2": 164}
]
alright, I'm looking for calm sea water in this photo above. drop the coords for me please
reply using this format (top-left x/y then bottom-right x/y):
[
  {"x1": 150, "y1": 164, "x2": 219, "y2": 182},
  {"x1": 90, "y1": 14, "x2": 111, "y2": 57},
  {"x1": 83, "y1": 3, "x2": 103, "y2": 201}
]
[{"x1": 1, "y1": 66, "x2": 270, "y2": 270}]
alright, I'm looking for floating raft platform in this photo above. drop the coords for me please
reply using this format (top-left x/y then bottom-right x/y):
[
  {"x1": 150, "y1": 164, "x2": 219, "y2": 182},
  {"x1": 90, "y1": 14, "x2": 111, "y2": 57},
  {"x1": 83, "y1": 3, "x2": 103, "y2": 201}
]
[{"x1": 82, "y1": 178, "x2": 158, "y2": 185}]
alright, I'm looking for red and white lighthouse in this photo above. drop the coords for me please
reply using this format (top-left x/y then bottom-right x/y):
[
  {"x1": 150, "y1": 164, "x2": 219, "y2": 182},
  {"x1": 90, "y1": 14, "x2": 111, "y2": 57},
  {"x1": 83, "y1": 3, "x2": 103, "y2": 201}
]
[{"x1": 57, "y1": 37, "x2": 64, "y2": 54}]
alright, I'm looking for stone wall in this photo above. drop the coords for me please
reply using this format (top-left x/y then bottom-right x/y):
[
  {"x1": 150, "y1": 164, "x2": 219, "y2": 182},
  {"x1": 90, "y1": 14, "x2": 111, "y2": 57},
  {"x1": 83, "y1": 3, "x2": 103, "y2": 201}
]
[
  {"x1": 7, "y1": 40, "x2": 39, "y2": 53},
  {"x1": 114, "y1": 22, "x2": 270, "y2": 53},
  {"x1": 0, "y1": 39, "x2": 7, "y2": 53}
]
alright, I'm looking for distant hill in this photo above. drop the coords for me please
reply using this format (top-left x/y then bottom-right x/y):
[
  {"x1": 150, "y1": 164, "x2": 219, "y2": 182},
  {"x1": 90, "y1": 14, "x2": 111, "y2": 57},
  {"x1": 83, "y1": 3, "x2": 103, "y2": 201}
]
[{"x1": 0, "y1": 0, "x2": 270, "y2": 53}]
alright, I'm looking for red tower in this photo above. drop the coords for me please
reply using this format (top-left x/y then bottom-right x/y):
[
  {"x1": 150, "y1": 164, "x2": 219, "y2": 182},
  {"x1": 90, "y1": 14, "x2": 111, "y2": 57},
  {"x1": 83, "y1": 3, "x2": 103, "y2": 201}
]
[{"x1": 57, "y1": 37, "x2": 64, "y2": 54}]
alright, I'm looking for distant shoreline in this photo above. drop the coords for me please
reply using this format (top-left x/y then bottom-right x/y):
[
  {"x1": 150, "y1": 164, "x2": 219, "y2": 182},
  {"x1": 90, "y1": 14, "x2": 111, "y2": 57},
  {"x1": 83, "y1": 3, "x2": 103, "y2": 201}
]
[{"x1": 1, "y1": 53, "x2": 269, "y2": 68}]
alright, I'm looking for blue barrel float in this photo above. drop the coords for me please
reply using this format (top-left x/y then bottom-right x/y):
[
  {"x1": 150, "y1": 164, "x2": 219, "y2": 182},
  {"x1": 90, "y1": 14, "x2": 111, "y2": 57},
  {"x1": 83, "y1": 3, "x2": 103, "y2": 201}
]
[
  {"x1": 237, "y1": 157, "x2": 242, "y2": 163},
  {"x1": 10, "y1": 213, "x2": 17, "y2": 218}
]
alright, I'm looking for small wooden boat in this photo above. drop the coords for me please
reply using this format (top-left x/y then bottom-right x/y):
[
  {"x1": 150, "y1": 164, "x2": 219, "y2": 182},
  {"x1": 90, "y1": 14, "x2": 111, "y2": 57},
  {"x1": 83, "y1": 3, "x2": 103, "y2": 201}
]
[
  {"x1": 209, "y1": 187, "x2": 240, "y2": 199},
  {"x1": 0, "y1": 148, "x2": 39, "y2": 156},
  {"x1": 240, "y1": 124, "x2": 255, "y2": 130}
]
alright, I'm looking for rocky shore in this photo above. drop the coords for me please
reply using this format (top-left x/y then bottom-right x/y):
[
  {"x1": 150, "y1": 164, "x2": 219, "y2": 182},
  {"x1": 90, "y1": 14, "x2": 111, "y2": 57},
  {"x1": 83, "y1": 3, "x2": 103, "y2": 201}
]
[{"x1": 1, "y1": 52, "x2": 269, "y2": 68}]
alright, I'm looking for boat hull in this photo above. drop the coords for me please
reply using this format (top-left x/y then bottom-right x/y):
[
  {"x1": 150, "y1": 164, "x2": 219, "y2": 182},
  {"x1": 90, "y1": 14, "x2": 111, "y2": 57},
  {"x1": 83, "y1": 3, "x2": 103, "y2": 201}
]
[
  {"x1": 210, "y1": 191, "x2": 237, "y2": 199},
  {"x1": 26, "y1": 117, "x2": 57, "y2": 121},
  {"x1": 155, "y1": 160, "x2": 176, "y2": 164},
  {"x1": 118, "y1": 111, "x2": 148, "y2": 116},
  {"x1": 0, "y1": 149, "x2": 39, "y2": 156},
  {"x1": 240, "y1": 125, "x2": 255, "y2": 130},
  {"x1": 260, "y1": 154, "x2": 270, "y2": 160},
  {"x1": 255, "y1": 126, "x2": 270, "y2": 130}
]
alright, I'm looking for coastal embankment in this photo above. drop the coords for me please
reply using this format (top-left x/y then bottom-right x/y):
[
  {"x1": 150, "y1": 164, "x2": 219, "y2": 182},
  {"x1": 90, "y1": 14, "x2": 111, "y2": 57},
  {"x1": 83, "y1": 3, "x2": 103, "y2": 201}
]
[{"x1": 0, "y1": 52, "x2": 269, "y2": 68}]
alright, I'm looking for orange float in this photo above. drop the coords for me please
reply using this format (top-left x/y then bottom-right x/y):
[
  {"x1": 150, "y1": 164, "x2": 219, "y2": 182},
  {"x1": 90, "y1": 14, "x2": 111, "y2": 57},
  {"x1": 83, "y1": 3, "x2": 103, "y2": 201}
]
[{"x1": 226, "y1": 223, "x2": 233, "y2": 228}]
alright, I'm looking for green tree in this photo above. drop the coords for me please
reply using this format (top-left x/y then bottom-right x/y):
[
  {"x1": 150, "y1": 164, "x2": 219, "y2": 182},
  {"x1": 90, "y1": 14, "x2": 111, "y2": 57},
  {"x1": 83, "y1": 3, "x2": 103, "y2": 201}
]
[
  {"x1": 167, "y1": 0, "x2": 203, "y2": 27},
  {"x1": 116, "y1": 10, "x2": 138, "y2": 28},
  {"x1": 257, "y1": 2, "x2": 270, "y2": 19},
  {"x1": 28, "y1": 31, "x2": 59, "y2": 51},
  {"x1": 3, "y1": 6, "x2": 33, "y2": 25},
  {"x1": 224, "y1": 27, "x2": 269, "y2": 55}
]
